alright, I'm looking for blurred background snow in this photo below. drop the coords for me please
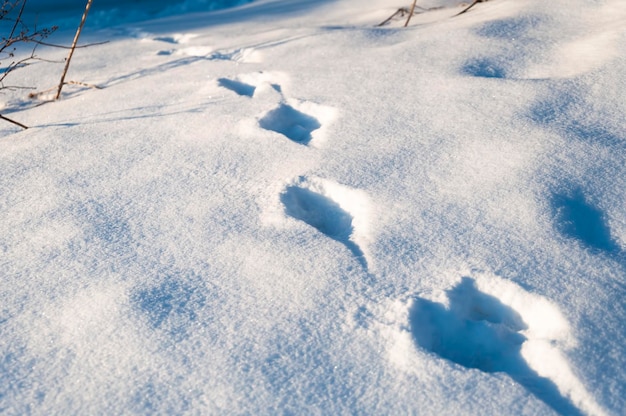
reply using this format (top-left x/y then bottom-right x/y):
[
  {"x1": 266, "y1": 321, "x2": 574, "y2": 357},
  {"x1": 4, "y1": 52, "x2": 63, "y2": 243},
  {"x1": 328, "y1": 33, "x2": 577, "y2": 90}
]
[{"x1": 23, "y1": 0, "x2": 253, "y2": 30}]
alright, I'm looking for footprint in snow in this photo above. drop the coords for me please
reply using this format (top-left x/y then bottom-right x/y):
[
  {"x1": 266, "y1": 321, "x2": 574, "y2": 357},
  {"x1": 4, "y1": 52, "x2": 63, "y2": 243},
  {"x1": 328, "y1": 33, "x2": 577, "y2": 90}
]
[
  {"x1": 260, "y1": 103, "x2": 321, "y2": 145},
  {"x1": 209, "y1": 48, "x2": 263, "y2": 63},
  {"x1": 280, "y1": 176, "x2": 371, "y2": 270},
  {"x1": 259, "y1": 100, "x2": 336, "y2": 147},
  {"x1": 151, "y1": 33, "x2": 213, "y2": 57},
  {"x1": 153, "y1": 33, "x2": 198, "y2": 44},
  {"x1": 156, "y1": 46, "x2": 213, "y2": 57},
  {"x1": 216, "y1": 72, "x2": 283, "y2": 98},
  {"x1": 214, "y1": 71, "x2": 335, "y2": 146},
  {"x1": 461, "y1": 57, "x2": 508, "y2": 79},
  {"x1": 409, "y1": 276, "x2": 600, "y2": 416},
  {"x1": 217, "y1": 78, "x2": 256, "y2": 97}
]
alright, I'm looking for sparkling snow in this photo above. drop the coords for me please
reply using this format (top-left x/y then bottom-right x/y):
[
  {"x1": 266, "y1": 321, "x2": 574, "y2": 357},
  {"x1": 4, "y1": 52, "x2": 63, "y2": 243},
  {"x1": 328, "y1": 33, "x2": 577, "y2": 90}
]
[{"x1": 1, "y1": 0, "x2": 625, "y2": 414}]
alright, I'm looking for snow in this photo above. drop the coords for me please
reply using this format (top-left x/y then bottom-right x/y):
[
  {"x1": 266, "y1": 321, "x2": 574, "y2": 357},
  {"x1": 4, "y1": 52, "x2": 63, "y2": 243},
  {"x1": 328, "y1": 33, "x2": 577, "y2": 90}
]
[{"x1": 1, "y1": 0, "x2": 625, "y2": 414}]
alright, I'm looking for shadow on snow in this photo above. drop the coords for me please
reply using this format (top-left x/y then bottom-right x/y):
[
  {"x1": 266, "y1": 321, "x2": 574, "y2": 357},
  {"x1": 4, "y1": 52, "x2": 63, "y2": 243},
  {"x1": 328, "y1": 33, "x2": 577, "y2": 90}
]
[
  {"x1": 410, "y1": 278, "x2": 583, "y2": 416},
  {"x1": 552, "y1": 189, "x2": 621, "y2": 255},
  {"x1": 281, "y1": 185, "x2": 366, "y2": 268}
]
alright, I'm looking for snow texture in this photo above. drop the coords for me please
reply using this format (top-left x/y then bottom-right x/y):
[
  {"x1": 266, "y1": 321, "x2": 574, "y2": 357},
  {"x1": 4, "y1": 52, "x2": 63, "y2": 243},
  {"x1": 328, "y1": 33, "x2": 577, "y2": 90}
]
[{"x1": 1, "y1": 0, "x2": 625, "y2": 414}]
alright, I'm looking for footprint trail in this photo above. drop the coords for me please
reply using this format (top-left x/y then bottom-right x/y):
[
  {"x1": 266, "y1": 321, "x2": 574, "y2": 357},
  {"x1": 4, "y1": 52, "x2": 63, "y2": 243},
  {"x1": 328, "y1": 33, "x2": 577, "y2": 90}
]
[
  {"x1": 280, "y1": 177, "x2": 372, "y2": 270},
  {"x1": 260, "y1": 103, "x2": 321, "y2": 145},
  {"x1": 217, "y1": 78, "x2": 256, "y2": 97},
  {"x1": 408, "y1": 275, "x2": 605, "y2": 416},
  {"x1": 216, "y1": 71, "x2": 284, "y2": 98}
]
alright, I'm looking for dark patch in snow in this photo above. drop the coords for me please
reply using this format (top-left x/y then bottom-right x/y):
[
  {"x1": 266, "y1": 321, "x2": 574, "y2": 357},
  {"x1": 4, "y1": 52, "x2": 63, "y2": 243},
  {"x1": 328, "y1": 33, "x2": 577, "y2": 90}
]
[
  {"x1": 259, "y1": 104, "x2": 321, "y2": 145},
  {"x1": 281, "y1": 185, "x2": 366, "y2": 267},
  {"x1": 353, "y1": 305, "x2": 374, "y2": 328},
  {"x1": 563, "y1": 122, "x2": 624, "y2": 148},
  {"x1": 217, "y1": 78, "x2": 256, "y2": 97},
  {"x1": 260, "y1": 318, "x2": 358, "y2": 412},
  {"x1": 552, "y1": 189, "x2": 620, "y2": 254},
  {"x1": 154, "y1": 36, "x2": 180, "y2": 44},
  {"x1": 465, "y1": 15, "x2": 544, "y2": 81},
  {"x1": 208, "y1": 51, "x2": 238, "y2": 61},
  {"x1": 130, "y1": 382, "x2": 160, "y2": 414},
  {"x1": 0, "y1": 346, "x2": 44, "y2": 410},
  {"x1": 529, "y1": 92, "x2": 625, "y2": 148},
  {"x1": 476, "y1": 16, "x2": 541, "y2": 39},
  {"x1": 74, "y1": 200, "x2": 134, "y2": 258},
  {"x1": 462, "y1": 58, "x2": 507, "y2": 78},
  {"x1": 132, "y1": 276, "x2": 206, "y2": 341},
  {"x1": 529, "y1": 94, "x2": 576, "y2": 125},
  {"x1": 359, "y1": 27, "x2": 403, "y2": 44},
  {"x1": 410, "y1": 277, "x2": 583, "y2": 416}
]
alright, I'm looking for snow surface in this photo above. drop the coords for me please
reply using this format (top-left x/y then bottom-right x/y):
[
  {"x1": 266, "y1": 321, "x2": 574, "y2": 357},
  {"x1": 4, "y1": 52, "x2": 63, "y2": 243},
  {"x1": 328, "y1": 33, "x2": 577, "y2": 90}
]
[{"x1": 1, "y1": 0, "x2": 625, "y2": 414}]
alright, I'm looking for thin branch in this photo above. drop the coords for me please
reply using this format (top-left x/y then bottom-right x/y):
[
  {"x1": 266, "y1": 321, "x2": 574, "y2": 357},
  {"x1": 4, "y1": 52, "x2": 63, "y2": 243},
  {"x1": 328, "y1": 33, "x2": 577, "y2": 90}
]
[
  {"x1": 55, "y1": 0, "x2": 93, "y2": 100},
  {"x1": 0, "y1": 55, "x2": 33, "y2": 83},
  {"x1": 7, "y1": 0, "x2": 27, "y2": 41},
  {"x1": 377, "y1": 8, "x2": 408, "y2": 27},
  {"x1": 34, "y1": 39, "x2": 109, "y2": 49},
  {"x1": 404, "y1": 0, "x2": 418, "y2": 27},
  {"x1": 1, "y1": 83, "x2": 35, "y2": 90},
  {"x1": 29, "y1": 55, "x2": 65, "y2": 64},
  {"x1": 376, "y1": 3, "x2": 443, "y2": 27},
  {"x1": 454, "y1": 0, "x2": 485, "y2": 17},
  {"x1": 0, "y1": 113, "x2": 28, "y2": 129}
]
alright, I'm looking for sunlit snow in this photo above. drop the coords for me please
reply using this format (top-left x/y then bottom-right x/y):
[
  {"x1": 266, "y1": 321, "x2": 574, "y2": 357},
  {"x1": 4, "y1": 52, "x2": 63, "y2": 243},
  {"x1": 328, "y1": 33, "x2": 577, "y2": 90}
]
[{"x1": 1, "y1": 0, "x2": 625, "y2": 414}]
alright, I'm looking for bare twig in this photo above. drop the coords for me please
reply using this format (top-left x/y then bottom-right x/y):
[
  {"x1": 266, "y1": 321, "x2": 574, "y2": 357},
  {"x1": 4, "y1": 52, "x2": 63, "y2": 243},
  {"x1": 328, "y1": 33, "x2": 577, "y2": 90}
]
[
  {"x1": 7, "y1": 0, "x2": 27, "y2": 42},
  {"x1": 377, "y1": 8, "x2": 409, "y2": 27},
  {"x1": 55, "y1": 0, "x2": 93, "y2": 100},
  {"x1": 454, "y1": 0, "x2": 486, "y2": 16},
  {"x1": 34, "y1": 39, "x2": 109, "y2": 49},
  {"x1": 1, "y1": 47, "x2": 40, "y2": 85},
  {"x1": 376, "y1": 2, "x2": 443, "y2": 27},
  {"x1": 404, "y1": 0, "x2": 418, "y2": 27},
  {"x1": 0, "y1": 2, "x2": 58, "y2": 87},
  {"x1": 2, "y1": 84, "x2": 35, "y2": 90},
  {"x1": 0, "y1": 1, "x2": 59, "y2": 129},
  {"x1": 29, "y1": 56, "x2": 65, "y2": 64},
  {"x1": 0, "y1": 113, "x2": 28, "y2": 129}
]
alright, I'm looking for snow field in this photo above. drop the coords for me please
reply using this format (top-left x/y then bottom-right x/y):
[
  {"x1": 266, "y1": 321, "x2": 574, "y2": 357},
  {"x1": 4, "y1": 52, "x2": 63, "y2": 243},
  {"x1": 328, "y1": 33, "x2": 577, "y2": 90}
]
[{"x1": 1, "y1": 0, "x2": 625, "y2": 414}]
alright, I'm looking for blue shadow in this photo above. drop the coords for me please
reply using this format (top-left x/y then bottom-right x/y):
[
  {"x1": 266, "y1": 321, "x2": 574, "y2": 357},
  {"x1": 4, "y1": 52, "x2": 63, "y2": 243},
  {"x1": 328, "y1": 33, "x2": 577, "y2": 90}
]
[
  {"x1": 462, "y1": 58, "x2": 507, "y2": 79},
  {"x1": 132, "y1": 277, "x2": 206, "y2": 341},
  {"x1": 476, "y1": 16, "x2": 540, "y2": 39},
  {"x1": 73, "y1": 199, "x2": 133, "y2": 257},
  {"x1": 529, "y1": 93, "x2": 625, "y2": 148},
  {"x1": 217, "y1": 78, "x2": 256, "y2": 97},
  {"x1": 281, "y1": 185, "x2": 366, "y2": 268},
  {"x1": 552, "y1": 190, "x2": 620, "y2": 254},
  {"x1": 564, "y1": 121, "x2": 624, "y2": 148},
  {"x1": 259, "y1": 104, "x2": 321, "y2": 145},
  {"x1": 410, "y1": 278, "x2": 583, "y2": 415}
]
